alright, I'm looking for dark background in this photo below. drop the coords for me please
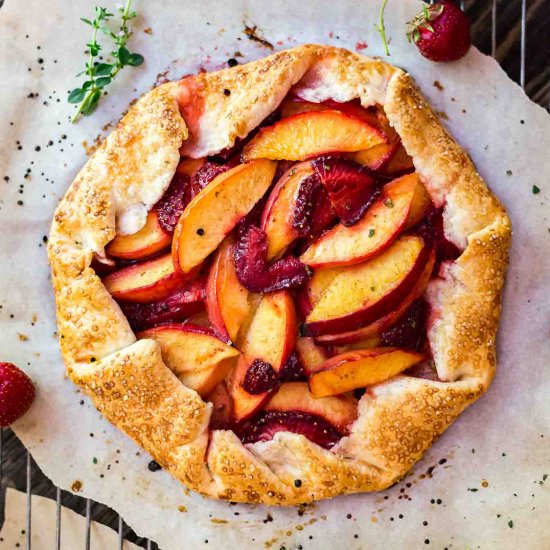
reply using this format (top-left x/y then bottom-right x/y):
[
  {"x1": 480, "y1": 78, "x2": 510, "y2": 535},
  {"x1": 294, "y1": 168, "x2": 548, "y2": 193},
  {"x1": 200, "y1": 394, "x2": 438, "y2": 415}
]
[{"x1": 1, "y1": 1, "x2": 549, "y2": 548}]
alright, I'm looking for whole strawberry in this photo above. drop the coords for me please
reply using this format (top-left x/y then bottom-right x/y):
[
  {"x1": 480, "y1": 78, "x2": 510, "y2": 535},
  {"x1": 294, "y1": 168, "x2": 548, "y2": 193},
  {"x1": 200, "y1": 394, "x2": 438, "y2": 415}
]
[
  {"x1": 0, "y1": 362, "x2": 35, "y2": 427},
  {"x1": 408, "y1": 1, "x2": 471, "y2": 62}
]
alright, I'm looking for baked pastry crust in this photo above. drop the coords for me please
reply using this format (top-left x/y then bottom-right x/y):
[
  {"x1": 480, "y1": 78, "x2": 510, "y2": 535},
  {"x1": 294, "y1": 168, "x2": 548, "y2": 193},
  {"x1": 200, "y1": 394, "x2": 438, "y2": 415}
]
[{"x1": 49, "y1": 45, "x2": 511, "y2": 505}]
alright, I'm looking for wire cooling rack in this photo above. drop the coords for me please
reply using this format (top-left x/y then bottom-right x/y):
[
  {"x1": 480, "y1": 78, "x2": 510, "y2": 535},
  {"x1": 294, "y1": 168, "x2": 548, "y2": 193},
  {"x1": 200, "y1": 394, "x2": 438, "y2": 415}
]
[{"x1": 1, "y1": 1, "x2": 549, "y2": 548}]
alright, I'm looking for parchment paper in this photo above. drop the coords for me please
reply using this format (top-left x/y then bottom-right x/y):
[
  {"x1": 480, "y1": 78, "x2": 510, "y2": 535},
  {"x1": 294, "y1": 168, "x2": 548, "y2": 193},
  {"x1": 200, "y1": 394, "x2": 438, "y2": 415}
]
[
  {"x1": 0, "y1": 488, "x2": 140, "y2": 549},
  {"x1": 1, "y1": 1, "x2": 549, "y2": 548}
]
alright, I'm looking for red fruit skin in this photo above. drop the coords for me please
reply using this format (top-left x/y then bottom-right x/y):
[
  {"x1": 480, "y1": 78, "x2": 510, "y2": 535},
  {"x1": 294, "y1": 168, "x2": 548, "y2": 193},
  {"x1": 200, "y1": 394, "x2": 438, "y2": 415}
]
[
  {"x1": 0, "y1": 363, "x2": 35, "y2": 427},
  {"x1": 414, "y1": 1, "x2": 471, "y2": 62}
]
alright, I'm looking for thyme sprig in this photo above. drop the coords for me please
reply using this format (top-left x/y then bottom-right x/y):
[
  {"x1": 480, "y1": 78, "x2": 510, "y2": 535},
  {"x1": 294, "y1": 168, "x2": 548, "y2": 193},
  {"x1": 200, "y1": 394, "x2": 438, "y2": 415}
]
[{"x1": 68, "y1": 0, "x2": 144, "y2": 122}]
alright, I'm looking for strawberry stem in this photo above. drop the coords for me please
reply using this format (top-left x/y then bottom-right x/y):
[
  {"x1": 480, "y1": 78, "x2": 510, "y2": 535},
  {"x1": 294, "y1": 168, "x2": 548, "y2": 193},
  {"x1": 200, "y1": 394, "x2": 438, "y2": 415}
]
[{"x1": 377, "y1": 0, "x2": 391, "y2": 56}]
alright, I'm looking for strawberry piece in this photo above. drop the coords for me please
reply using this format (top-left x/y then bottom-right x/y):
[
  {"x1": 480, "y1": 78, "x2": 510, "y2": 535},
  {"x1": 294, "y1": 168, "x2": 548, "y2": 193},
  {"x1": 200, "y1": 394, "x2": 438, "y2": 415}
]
[
  {"x1": 194, "y1": 161, "x2": 231, "y2": 191},
  {"x1": 414, "y1": 206, "x2": 460, "y2": 266},
  {"x1": 280, "y1": 352, "x2": 306, "y2": 382},
  {"x1": 242, "y1": 359, "x2": 279, "y2": 394},
  {"x1": 311, "y1": 157, "x2": 381, "y2": 226},
  {"x1": 408, "y1": 1, "x2": 471, "y2": 63},
  {"x1": 380, "y1": 299, "x2": 427, "y2": 351},
  {"x1": 156, "y1": 173, "x2": 194, "y2": 233},
  {"x1": 119, "y1": 278, "x2": 205, "y2": 331},
  {"x1": 239, "y1": 410, "x2": 342, "y2": 449},
  {"x1": 234, "y1": 225, "x2": 311, "y2": 293},
  {"x1": 293, "y1": 174, "x2": 336, "y2": 237},
  {"x1": 0, "y1": 362, "x2": 35, "y2": 427}
]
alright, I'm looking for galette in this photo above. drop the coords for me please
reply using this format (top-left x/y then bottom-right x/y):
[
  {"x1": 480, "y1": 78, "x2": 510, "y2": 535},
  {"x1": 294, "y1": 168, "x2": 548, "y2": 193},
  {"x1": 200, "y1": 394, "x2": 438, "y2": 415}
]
[{"x1": 49, "y1": 44, "x2": 511, "y2": 505}]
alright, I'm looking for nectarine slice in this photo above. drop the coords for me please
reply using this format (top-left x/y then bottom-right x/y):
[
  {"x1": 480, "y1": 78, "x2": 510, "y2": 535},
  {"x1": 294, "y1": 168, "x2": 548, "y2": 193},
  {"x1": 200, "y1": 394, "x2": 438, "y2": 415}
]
[
  {"x1": 314, "y1": 247, "x2": 435, "y2": 345},
  {"x1": 138, "y1": 323, "x2": 240, "y2": 397},
  {"x1": 265, "y1": 382, "x2": 357, "y2": 433},
  {"x1": 300, "y1": 173, "x2": 427, "y2": 268},
  {"x1": 228, "y1": 291, "x2": 297, "y2": 422},
  {"x1": 173, "y1": 159, "x2": 277, "y2": 274},
  {"x1": 207, "y1": 381, "x2": 233, "y2": 430},
  {"x1": 304, "y1": 236, "x2": 429, "y2": 336},
  {"x1": 354, "y1": 142, "x2": 398, "y2": 171},
  {"x1": 279, "y1": 97, "x2": 327, "y2": 118},
  {"x1": 241, "y1": 110, "x2": 386, "y2": 162},
  {"x1": 309, "y1": 348, "x2": 425, "y2": 397},
  {"x1": 103, "y1": 252, "x2": 186, "y2": 303},
  {"x1": 295, "y1": 337, "x2": 329, "y2": 377},
  {"x1": 242, "y1": 291, "x2": 297, "y2": 370},
  {"x1": 107, "y1": 209, "x2": 171, "y2": 260},
  {"x1": 381, "y1": 143, "x2": 414, "y2": 175},
  {"x1": 206, "y1": 236, "x2": 253, "y2": 343},
  {"x1": 260, "y1": 162, "x2": 315, "y2": 261}
]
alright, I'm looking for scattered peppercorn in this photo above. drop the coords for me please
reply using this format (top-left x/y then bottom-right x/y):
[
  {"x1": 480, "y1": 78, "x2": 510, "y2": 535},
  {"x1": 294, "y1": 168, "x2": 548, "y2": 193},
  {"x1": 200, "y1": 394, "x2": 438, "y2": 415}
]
[{"x1": 148, "y1": 460, "x2": 162, "y2": 472}]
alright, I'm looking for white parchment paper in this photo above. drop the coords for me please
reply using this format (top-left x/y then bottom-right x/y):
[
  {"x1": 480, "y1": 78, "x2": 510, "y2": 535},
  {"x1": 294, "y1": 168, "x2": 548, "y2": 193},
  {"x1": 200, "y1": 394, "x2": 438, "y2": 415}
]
[{"x1": 1, "y1": 1, "x2": 549, "y2": 548}]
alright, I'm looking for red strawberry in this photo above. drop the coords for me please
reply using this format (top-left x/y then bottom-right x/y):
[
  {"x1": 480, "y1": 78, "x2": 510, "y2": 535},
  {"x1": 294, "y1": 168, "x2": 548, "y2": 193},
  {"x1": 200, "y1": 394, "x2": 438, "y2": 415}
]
[
  {"x1": 408, "y1": 1, "x2": 471, "y2": 62},
  {"x1": 234, "y1": 225, "x2": 311, "y2": 293},
  {"x1": 0, "y1": 362, "x2": 35, "y2": 427},
  {"x1": 239, "y1": 410, "x2": 342, "y2": 449},
  {"x1": 311, "y1": 157, "x2": 380, "y2": 226}
]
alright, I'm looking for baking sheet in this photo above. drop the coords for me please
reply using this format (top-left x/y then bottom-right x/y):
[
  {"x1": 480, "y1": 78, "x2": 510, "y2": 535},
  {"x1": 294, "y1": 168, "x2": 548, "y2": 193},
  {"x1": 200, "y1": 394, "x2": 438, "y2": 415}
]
[
  {"x1": 1, "y1": 0, "x2": 549, "y2": 548},
  {"x1": 0, "y1": 488, "x2": 140, "y2": 549}
]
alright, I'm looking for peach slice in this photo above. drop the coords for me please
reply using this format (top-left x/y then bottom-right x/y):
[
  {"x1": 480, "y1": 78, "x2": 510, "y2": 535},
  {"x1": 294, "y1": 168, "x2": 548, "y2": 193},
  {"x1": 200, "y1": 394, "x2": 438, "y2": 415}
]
[
  {"x1": 265, "y1": 381, "x2": 357, "y2": 433},
  {"x1": 173, "y1": 159, "x2": 277, "y2": 274},
  {"x1": 295, "y1": 337, "x2": 329, "y2": 377},
  {"x1": 280, "y1": 97, "x2": 383, "y2": 128},
  {"x1": 279, "y1": 97, "x2": 327, "y2": 118},
  {"x1": 207, "y1": 381, "x2": 233, "y2": 429},
  {"x1": 300, "y1": 173, "x2": 428, "y2": 268},
  {"x1": 241, "y1": 110, "x2": 386, "y2": 162},
  {"x1": 206, "y1": 236, "x2": 253, "y2": 343},
  {"x1": 304, "y1": 236, "x2": 429, "y2": 336},
  {"x1": 404, "y1": 176, "x2": 432, "y2": 230},
  {"x1": 332, "y1": 336, "x2": 381, "y2": 355},
  {"x1": 309, "y1": 348, "x2": 425, "y2": 397},
  {"x1": 354, "y1": 142, "x2": 399, "y2": 171},
  {"x1": 314, "y1": 248, "x2": 435, "y2": 345},
  {"x1": 178, "y1": 157, "x2": 206, "y2": 178},
  {"x1": 138, "y1": 324, "x2": 240, "y2": 397},
  {"x1": 106, "y1": 209, "x2": 171, "y2": 260},
  {"x1": 381, "y1": 143, "x2": 414, "y2": 176},
  {"x1": 228, "y1": 291, "x2": 297, "y2": 422},
  {"x1": 103, "y1": 252, "x2": 186, "y2": 303},
  {"x1": 260, "y1": 162, "x2": 315, "y2": 261}
]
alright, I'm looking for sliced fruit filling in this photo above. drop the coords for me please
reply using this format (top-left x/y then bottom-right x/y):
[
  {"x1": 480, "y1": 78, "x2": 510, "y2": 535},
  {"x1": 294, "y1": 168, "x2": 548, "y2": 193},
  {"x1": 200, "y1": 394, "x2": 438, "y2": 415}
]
[{"x1": 101, "y1": 94, "x2": 464, "y2": 450}]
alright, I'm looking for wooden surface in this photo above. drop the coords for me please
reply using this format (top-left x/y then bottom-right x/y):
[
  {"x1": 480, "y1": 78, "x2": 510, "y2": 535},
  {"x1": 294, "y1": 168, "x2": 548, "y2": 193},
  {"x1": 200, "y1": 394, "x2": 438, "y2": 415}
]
[{"x1": 0, "y1": 0, "x2": 548, "y2": 547}]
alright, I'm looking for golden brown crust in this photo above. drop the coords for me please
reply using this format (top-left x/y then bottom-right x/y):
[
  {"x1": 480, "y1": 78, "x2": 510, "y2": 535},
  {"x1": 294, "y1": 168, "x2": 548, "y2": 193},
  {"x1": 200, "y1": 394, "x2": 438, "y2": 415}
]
[{"x1": 49, "y1": 45, "x2": 511, "y2": 505}]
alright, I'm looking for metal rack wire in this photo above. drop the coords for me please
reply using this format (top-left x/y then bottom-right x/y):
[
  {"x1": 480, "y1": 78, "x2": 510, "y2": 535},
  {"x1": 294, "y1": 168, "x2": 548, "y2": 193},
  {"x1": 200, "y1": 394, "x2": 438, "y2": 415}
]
[{"x1": 0, "y1": 0, "x2": 547, "y2": 548}]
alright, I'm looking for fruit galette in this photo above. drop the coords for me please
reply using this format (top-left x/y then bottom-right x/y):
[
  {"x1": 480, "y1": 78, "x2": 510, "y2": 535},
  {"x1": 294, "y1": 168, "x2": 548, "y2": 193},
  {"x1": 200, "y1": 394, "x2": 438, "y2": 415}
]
[{"x1": 49, "y1": 45, "x2": 511, "y2": 505}]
